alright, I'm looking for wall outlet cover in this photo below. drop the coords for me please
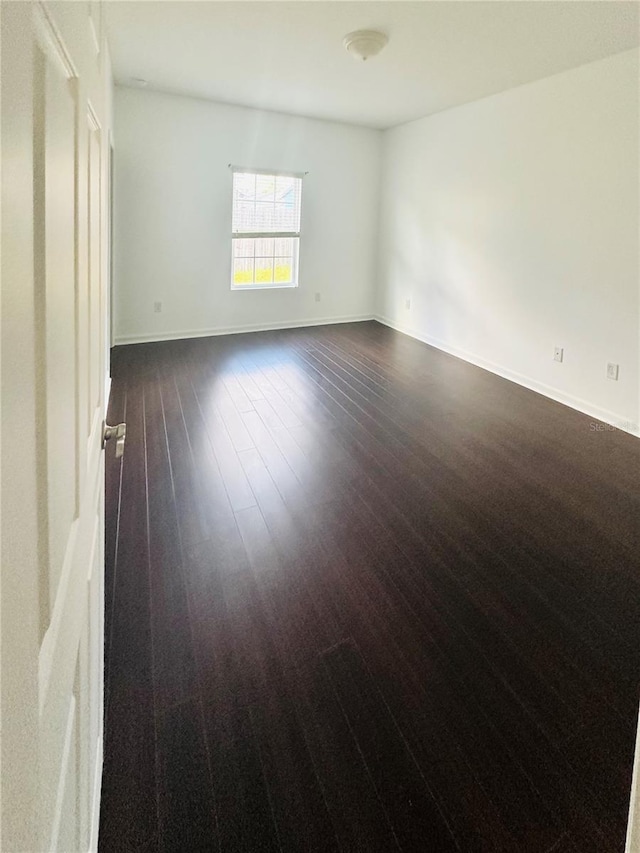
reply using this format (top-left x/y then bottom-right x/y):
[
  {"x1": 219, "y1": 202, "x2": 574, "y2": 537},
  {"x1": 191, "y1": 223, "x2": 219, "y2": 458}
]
[
  {"x1": 553, "y1": 347, "x2": 563, "y2": 363},
  {"x1": 607, "y1": 362, "x2": 619, "y2": 381}
]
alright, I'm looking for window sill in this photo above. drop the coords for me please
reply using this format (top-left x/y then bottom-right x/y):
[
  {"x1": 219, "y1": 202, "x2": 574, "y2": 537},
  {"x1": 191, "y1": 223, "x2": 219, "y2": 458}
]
[{"x1": 230, "y1": 283, "x2": 298, "y2": 292}]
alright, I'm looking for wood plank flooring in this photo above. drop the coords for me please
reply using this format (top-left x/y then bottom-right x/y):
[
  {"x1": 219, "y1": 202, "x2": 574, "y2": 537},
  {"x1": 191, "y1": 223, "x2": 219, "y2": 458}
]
[{"x1": 99, "y1": 321, "x2": 640, "y2": 852}]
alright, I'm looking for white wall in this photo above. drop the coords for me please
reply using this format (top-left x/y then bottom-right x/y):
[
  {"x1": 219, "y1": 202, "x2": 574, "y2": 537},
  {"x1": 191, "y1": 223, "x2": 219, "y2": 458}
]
[
  {"x1": 377, "y1": 49, "x2": 640, "y2": 434},
  {"x1": 113, "y1": 87, "x2": 381, "y2": 343}
]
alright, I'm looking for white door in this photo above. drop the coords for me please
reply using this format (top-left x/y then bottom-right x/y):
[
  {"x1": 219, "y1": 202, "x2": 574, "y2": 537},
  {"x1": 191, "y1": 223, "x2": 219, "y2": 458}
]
[{"x1": 1, "y1": 2, "x2": 113, "y2": 850}]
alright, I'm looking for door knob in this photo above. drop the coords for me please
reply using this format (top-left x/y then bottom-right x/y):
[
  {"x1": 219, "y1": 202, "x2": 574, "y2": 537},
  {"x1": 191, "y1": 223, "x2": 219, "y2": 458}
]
[{"x1": 103, "y1": 422, "x2": 126, "y2": 458}]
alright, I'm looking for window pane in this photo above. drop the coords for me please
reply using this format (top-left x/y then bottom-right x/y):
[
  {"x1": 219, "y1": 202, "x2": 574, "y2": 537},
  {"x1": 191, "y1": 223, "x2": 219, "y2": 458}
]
[
  {"x1": 254, "y1": 237, "x2": 274, "y2": 257},
  {"x1": 233, "y1": 258, "x2": 254, "y2": 285},
  {"x1": 233, "y1": 238, "x2": 254, "y2": 258},
  {"x1": 255, "y1": 174, "x2": 275, "y2": 202},
  {"x1": 234, "y1": 173, "x2": 256, "y2": 201},
  {"x1": 233, "y1": 173, "x2": 301, "y2": 231},
  {"x1": 255, "y1": 258, "x2": 274, "y2": 283},
  {"x1": 275, "y1": 176, "x2": 295, "y2": 201},
  {"x1": 274, "y1": 237, "x2": 294, "y2": 256},
  {"x1": 253, "y1": 202, "x2": 276, "y2": 231},
  {"x1": 274, "y1": 203, "x2": 297, "y2": 231},
  {"x1": 274, "y1": 258, "x2": 293, "y2": 283},
  {"x1": 233, "y1": 201, "x2": 255, "y2": 232}
]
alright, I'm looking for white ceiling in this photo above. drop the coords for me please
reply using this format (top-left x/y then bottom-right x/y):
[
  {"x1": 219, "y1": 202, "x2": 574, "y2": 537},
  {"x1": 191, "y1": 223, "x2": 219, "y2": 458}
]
[{"x1": 105, "y1": 1, "x2": 639, "y2": 130}]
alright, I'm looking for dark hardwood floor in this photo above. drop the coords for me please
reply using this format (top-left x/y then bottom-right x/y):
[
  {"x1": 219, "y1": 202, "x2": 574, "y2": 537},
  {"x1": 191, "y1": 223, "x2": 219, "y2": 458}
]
[{"x1": 99, "y1": 320, "x2": 640, "y2": 852}]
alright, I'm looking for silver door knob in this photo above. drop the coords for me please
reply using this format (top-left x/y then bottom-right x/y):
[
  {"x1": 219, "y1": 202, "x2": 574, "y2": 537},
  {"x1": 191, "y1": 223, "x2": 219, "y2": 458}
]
[{"x1": 103, "y1": 422, "x2": 126, "y2": 458}]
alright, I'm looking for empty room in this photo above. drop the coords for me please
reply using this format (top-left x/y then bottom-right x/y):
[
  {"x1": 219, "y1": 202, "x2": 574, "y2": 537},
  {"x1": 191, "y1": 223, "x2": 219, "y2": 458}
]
[{"x1": 2, "y1": 1, "x2": 640, "y2": 851}]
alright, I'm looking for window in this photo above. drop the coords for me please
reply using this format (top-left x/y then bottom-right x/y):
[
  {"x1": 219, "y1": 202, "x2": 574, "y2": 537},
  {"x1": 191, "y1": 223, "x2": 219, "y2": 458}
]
[{"x1": 230, "y1": 167, "x2": 303, "y2": 289}]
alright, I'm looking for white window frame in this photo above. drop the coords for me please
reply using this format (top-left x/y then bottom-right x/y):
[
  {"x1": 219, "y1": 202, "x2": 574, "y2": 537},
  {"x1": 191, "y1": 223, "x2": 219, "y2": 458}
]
[{"x1": 229, "y1": 166, "x2": 304, "y2": 291}]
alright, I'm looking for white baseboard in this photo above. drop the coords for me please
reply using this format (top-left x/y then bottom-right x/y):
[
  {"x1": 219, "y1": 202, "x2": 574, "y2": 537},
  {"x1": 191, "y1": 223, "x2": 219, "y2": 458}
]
[
  {"x1": 113, "y1": 314, "x2": 374, "y2": 346},
  {"x1": 626, "y1": 707, "x2": 640, "y2": 852},
  {"x1": 374, "y1": 314, "x2": 639, "y2": 437},
  {"x1": 88, "y1": 733, "x2": 103, "y2": 853}
]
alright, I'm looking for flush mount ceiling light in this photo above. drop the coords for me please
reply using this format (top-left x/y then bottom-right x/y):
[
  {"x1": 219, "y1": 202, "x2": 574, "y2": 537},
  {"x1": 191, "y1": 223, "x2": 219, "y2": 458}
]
[{"x1": 343, "y1": 30, "x2": 388, "y2": 62}]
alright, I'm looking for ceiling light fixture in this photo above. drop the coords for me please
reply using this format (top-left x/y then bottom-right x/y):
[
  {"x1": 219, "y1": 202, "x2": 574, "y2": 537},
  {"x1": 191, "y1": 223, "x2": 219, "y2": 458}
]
[{"x1": 343, "y1": 30, "x2": 388, "y2": 62}]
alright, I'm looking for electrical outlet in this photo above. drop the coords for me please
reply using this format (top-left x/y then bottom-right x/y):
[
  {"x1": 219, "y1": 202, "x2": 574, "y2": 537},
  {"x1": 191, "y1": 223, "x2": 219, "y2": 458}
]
[
  {"x1": 314, "y1": 292, "x2": 321, "y2": 303},
  {"x1": 607, "y1": 362, "x2": 619, "y2": 381},
  {"x1": 405, "y1": 298, "x2": 411, "y2": 310},
  {"x1": 154, "y1": 301, "x2": 162, "y2": 313},
  {"x1": 553, "y1": 347, "x2": 563, "y2": 363}
]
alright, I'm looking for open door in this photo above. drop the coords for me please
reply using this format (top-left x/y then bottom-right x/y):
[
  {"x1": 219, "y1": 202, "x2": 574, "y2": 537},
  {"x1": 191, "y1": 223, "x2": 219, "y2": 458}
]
[{"x1": 1, "y1": 2, "x2": 114, "y2": 849}]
